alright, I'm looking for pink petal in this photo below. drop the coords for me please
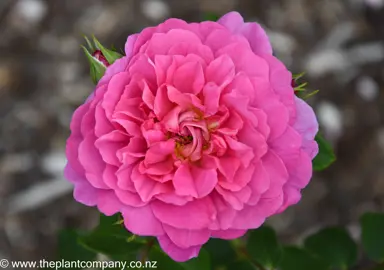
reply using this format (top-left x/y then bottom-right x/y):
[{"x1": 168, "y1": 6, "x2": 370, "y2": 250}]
[
  {"x1": 73, "y1": 181, "x2": 98, "y2": 206},
  {"x1": 115, "y1": 189, "x2": 147, "y2": 207},
  {"x1": 218, "y1": 12, "x2": 273, "y2": 55},
  {"x1": 132, "y1": 164, "x2": 172, "y2": 202},
  {"x1": 98, "y1": 57, "x2": 130, "y2": 86},
  {"x1": 95, "y1": 130, "x2": 128, "y2": 166},
  {"x1": 225, "y1": 136, "x2": 254, "y2": 168},
  {"x1": 155, "y1": 192, "x2": 193, "y2": 206},
  {"x1": 237, "y1": 122, "x2": 268, "y2": 160},
  {"x1": 247, "y1": 161, "x2": 270, "y2": 205},
  {"x1": 163, "y1": 225, "x2": 211, "y2": 249},
  {"x1": 167, "y1": 85, "x2": 204, "y2": 111},
  {"x1": 78, "y1": 133, "x2": 109, "y2": 189},
  {"x1": 154, "y1": 85, "x2": 174, "y2": 120},
  {"x1": 260, "y1": 150, "x2": 289, "y2": 198},
  {"x1": 116, "y1": 162, "x2": 136, "y2": 191},
  {"x1": 157, "y1": 234, "x2": 201, "y2": 262},
  {"x1": 101, "y1": 72, "x2": 132, "y2": 118},
  {"x1": 173, "y1": 164, "x2": 218, "y2": 198},
  {"x1": 94, "y1": 104, "x2": 114, "y2": 138},
  {"x1": 103, "y1": 164, "x2": 119, "y2": 189},
  {"x1": 206, "y1": 55, "x2": 235, "y2": 88},
  {"x1": 276, "y1": 185, "x2": 302, "y2": 213},
  {"x1": 219, "y1": 163, "x2": 255, "y2": 192},
  {"x1": 122, "y1": 205, "x2": 164, "y2": 236},
  {"x1": 215, "y1": 156, "x2": 241, "y2": 182},
  {"x1": 293, "y1": 97, "x2": 319, "y2": 158},
  {"x1": 145, "y1": 29, "x2": 202, "y2": 58},
  {"x1": 216, "y1": 43, "x2": 269, "y2": 78},
  {"x1": 142, "y1": 80, "x2": 155, "y2": 110},
  {"x1": 203, "y1": 83, "x2": 221, "y2": 116},
  {"x1": 97, "y1": 190, "x2": 124, "y2": 216},
  {"x1": 231, "y1": 205, "x2": 266, "y2": 229},
  {"x1": 125, "y1": 33, "x2": 139, "y2": 57},
  {"x1": 152, "y1": 197, "x2": 217, "y2": 230},
  {"x1": 215, "y1": 185, "x2": 251, "y2": 210},
  {"x1": 173, "y1": 61, "x2": 205, "y2": 94},
  {"x1": 162, "y1": 106, "x2": 182, "y2": 133},
  {"x1": 119, "y1": 137, "x2": 146, "y2": 159},
  {"x1": 64, "y1": 163, "x2": 84, "y2": 184},
  {"x1": 144, "y1": 140, "x2": 175, "y2": 165},
  {"x1": 210, "y1": 191, "x2": 237, "y2": 230}
]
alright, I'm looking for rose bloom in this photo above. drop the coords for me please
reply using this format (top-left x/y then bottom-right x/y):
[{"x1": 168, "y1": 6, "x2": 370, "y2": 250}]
[{"x1": 65, "y1": 12, "x2": 318, "y2": 261}]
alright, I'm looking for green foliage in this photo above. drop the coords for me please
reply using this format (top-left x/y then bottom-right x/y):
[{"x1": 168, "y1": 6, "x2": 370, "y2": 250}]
[
  {"x1": 279, "y1": 246, "x2": 329, "y2": 270},
  {"x1": 304, "y1": 227, "x2": 358, "y2": 269},
  {"x1": 227, "y1": 260, "x2": 255, "y2": 270},
  {"x1": 82, "y1": 45, "x2": 106, "y2": 84},
  {"x1": 78, "y1": 214, "x2": 144, "y2": 257},
  {"x1": 246, "y1": 226, "x2": 282, "y2": 269},
  {"x1": 180, "y1": 249, "x2": 211, "y2": 270},
  {"x1": 361, "y1": 213, "x2": 384, "y2": 262},
  {"x1": 92, "y1": 36, "x2": 123, "y2": 65},
  {"x1": 204, "y1": 238, "x2": 237, "y2": 268},
  {"x1": 313, "y1": 133, "x2": 336, "y2": 171},
  {"x1": 82, "y1": 35, "x2": 123, "y2": 84},
  {"x1": 204, "y1": 12, "x2": 220, "y2": 21},
  {"x1": 57, "y1": 213, "x2": 384, "y2": 270},
  {"x1": 58, "y1": 230, "x2": 96, "y2": 269}
]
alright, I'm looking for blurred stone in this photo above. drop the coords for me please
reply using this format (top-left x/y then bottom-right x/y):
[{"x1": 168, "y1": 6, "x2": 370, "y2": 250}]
[
  {"x1": 0, "y1": 153, "x2": 34, "y2": 174},
  {"x1": 317, "y1": 101, "x2": 344, "y2": 140},
  {"x1": 42, "y1": 150, "x2": 67, "y2": 175},
  {"x1": 356, "y1": 76, "x2": 379, "y2": 101},
  {"x1": 141, "y1": 0, "x2": 170, "y2": 21},
  {"x1": 6, "y1": 179, "x2": 73, "y2": 214},
  {"x1": 348, "y1": 42, "x2": 384, "y2": 65},
  {"x1": 14, "y1": 0, "x2": 47, "y2": 24},
  {"x1": 377, "y1": 128, "x2": 384, "y2": 152},
  {"x1": 306, "y1": 49, "x2": 350, "y2": 77},
  {"x1": 365, "y1": 0, "x2": 384, "y2": 9}
]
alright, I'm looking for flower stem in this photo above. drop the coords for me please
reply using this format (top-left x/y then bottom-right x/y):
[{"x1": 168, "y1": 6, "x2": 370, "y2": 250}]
[{"x1": 140, "y1": 238, "x2": 155, "y2": 263}]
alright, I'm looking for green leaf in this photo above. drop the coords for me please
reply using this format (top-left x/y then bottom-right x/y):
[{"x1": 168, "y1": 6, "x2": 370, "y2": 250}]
[
  {"x1": 313, "y1": 133, "x2": 336, "y2": 171},
  {"x1": 148, "y1": 247, "x2": 185, "y2": 270},
  {"x1": 227, "y1": 260, "x2": 255, "y2": 270},
  {"x1": 279, "y1": 246, "x2": 329, "y2": 270},
  {"x1": 58, "y1": 230, "x2": 96, "y2": 269},
  {"x1": 97, "y1": 213, "x2": 132, "y2": 239},
  {"x1": 304, "y1": 227, "x2": 358, "y2": 269},
  {"x1": 204, "y1": 238, "x2": 237, "y2": 268},
  {"x1": 180, "y1": 249, "x2": 210, "y2": 270},
  {"x1": 82, "y1": 45, "x2": 106, "y2": 84},
  {"x1": 246, "y1": 226, "x2": 282, "y2": 269},
  {"x1": 79, "y1": 231, "x2": 143, "y2": 256},
  {"x1": 83, "y1": 35, "x2": 95, "y2": 52},
  {"x1": 361, "y1": 213, "x2": 384, "y2": 262},
  {"x1": 78, "y1": 214, "x2": 144, "y2": 257},
  {"x1": 204, "y1": 12, "x2": 220, "y2": 21},
  {"x1": 93, "y1": 36, "x2": 123, "y2": 65}
]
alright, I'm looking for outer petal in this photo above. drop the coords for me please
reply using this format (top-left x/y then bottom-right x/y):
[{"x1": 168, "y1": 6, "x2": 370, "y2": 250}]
[
  {"x1": 151, "y1": 197, "x2": 217, "y2": 230},
  {"x1": 158, "y1": 234, "x2": 201, "y2": 262},
  {"x1": 218, "y1": 11, "x2": 273, "y2": 55},
  {"x1": 163, "y1": 225, "x2": 211, "y2": 249},
  {"x1": 293, "y1": 97, "x2": 319, "y2": 159},
  {"x1": 122, "y1": 205, "x2": 164, "y2": 236}
]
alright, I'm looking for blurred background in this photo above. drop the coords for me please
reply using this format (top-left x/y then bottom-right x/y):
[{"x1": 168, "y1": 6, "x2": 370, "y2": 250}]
[{"x1": 0, "y1": 0, "x2": 383, "y2": 264}]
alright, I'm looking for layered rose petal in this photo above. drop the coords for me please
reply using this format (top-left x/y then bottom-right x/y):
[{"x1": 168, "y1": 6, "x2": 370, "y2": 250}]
[{"x1": 65, "y1": 12, "x2": 318, "y2": 262}]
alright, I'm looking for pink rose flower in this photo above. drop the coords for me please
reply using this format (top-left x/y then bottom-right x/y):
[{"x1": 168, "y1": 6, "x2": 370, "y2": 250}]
[{"x1": 65, "y1": 12, "x2": 318, "y2": 261}]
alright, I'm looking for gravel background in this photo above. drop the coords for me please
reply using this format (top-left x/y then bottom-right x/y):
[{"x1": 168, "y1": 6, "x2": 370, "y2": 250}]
[{"x1": 0, "y1": 0, "x2": 384, "y2": 267}]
